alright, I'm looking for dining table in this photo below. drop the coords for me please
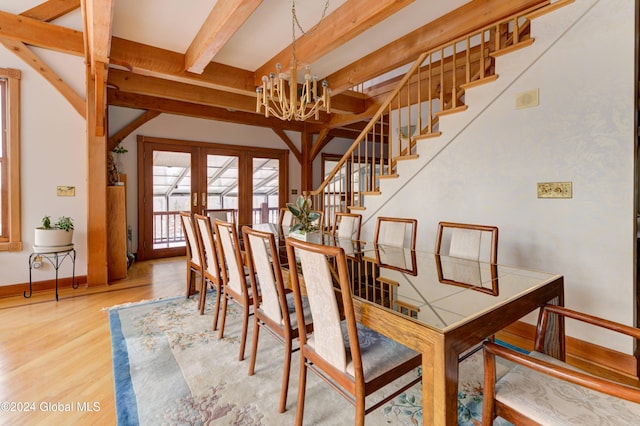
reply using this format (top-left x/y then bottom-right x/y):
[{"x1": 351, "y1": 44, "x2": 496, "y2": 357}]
[{"x1": 248, "y1": 224, "x2": 565, "y2": 426}]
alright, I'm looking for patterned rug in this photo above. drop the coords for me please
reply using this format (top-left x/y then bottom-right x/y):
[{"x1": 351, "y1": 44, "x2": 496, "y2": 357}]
[{"x1": 108, "y1": 292, "x2": 513, "y2": 425}]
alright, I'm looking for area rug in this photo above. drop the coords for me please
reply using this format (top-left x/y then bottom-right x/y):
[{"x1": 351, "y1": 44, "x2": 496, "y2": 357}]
[{"x1": 109, "y1": 292, "x2": 513, "y2": 425}]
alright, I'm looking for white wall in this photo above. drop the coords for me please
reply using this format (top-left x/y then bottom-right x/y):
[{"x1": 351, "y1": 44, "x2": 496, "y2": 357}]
[
  {"x1": 0, "y1": 49, "x2": 87, "y2": 286},
  {"x1": 359, "y1": 0, "x2": 636, "y2": 352}
]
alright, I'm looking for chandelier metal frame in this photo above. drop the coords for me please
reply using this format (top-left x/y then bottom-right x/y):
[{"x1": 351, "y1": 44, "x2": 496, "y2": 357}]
[{"x1": 256, "y1": 1, "x2": 331, "y2": 121}]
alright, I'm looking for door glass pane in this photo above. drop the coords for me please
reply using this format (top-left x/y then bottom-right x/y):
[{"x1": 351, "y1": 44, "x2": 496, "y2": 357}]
[
  {"x1": 152, "y1": 150, "x2": 190, "y2": 249},
  {"x1": 252, "y1": 157, "x2": 279, "y2": 224},
  {"x1": 206, "y1": 154, "x2": 238, "y2": 210}
]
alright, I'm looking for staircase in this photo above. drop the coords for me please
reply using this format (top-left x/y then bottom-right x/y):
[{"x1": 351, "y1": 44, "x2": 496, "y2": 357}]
[{"x1": 309, "y1": 0, "x2": 573, "y2": 230}]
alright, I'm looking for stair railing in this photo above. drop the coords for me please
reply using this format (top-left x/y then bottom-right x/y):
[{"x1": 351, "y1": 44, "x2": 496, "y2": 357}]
[{"x1": 309, "y1": 1, "x2": 569, "y2": 230}]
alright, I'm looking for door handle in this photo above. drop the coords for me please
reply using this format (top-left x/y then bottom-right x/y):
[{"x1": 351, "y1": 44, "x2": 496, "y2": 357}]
[
  {"x1": 192, "y1": 193, "x2": 197, "y2": 207},
  {"x1": 201, "y1": 193, "x2": 207, "y2": 207}
]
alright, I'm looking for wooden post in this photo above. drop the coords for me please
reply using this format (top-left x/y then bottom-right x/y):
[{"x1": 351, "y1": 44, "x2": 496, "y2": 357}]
[
  {"x1": 86, "y1": 63, "x2": 109, "y2": 285},
  {"x1": 301, "y1": 130, "x2": 313, "y2": 192}
]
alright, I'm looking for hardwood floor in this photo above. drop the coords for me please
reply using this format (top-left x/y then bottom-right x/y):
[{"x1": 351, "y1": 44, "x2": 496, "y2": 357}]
[{"x1": 0, "y1": 257, "x2": 186, "y2": 425}]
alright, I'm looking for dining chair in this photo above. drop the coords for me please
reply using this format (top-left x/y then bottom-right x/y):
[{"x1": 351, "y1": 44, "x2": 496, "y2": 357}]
[
  {"x1": 483, "y1": 305, "x2": 640, "y2": 425},
  {"x1": 285, "y1": 237, "x2": 422, "y2": 425},
  {"x1": 206, "y1": 208, "x2": 237, "y2": 225},
  {"x1": 278, "y1": 207, "x2": 294, "y2": 229},
  {"x1": 435, "y1": 221, "x2": 498, "y2": 360},
  {"x1": 331, "y1": 212, "x2": 362, "y2": 240},
  {"x1": 213, "y1": 219, "x2": 254, "y2": 361},
  {"x1": 179, "y1": 211, "x2": 203, "y2": 301},
  {"x1": 242, "y1": 226, "x2": 313, "y2": 413},
  {"x1": 373, "y1": 216, "x2": 417, "y2": 249},
  {"x1": 194, "y1": 213, "x2": 222, "y2": 322},
  {"x1": 434, "y1": 221, "x2": 498, "y2": 263},
  {"x1": 360, "y1": 217, "x2": 417, "y2": 301}
]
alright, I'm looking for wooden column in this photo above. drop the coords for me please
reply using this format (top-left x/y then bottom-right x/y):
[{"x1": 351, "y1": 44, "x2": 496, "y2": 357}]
[
  {"x1": 86, "y1": 63, "x2": 109, "y2": 285},
  {"x1": 300, "y1": 130, "x2": 314, "y2": 192}
]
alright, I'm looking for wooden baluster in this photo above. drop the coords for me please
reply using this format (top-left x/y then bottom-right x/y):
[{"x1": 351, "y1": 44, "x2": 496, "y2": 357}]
[
  {"x1": 428, "y1": 55, "x2": 432, "y2": 133},
  {"x1": 452, "y1": 41, "x2": 457, "y2": 108},
  {"x1": 440, "y1": 47, "x2": 445, "y2": 111}
]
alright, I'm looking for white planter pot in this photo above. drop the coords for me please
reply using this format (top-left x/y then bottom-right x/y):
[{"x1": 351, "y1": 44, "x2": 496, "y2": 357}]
[
  {"x1": 34, "y1": 228, "x2": 74, "y2": 252},
  {"x1": 288, "y1": 230, "x2": 319, "y2": 242}
]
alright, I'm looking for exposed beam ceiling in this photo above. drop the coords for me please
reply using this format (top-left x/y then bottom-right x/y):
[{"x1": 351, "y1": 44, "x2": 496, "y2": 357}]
[{"x1": 0, "y1": 0, "x2": 548, "y2": 136}]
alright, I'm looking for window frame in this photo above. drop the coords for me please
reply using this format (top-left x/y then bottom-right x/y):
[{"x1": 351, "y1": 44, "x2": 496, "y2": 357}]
[{"x1": 0, "y1": 68, "x2": 21, "y2": 252}]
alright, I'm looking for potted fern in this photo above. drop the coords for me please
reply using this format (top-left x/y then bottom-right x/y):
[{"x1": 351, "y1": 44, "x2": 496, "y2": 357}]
[
  {"x1": 286, "y1": 195, "x2": 321, "y2": 241},
  {"x1": 34, "y1": 215, "x2": 74, "y2": 252}
]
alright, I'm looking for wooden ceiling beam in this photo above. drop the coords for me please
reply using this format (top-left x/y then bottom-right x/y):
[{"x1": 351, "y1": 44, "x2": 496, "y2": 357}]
[
  {"x1": 326, "y1": 0, "x2": 546, "y2": 94},
  {"x1": 21, "y1": 0, "x2": 80, "y2": 22},
  {"x1": 84, "y1": 0, "x2": 114, "y2": 71},
  {"x1": 108, "y1": 68, "x2": 259, "y2": 113},
  {"x1": 185, "y1": 0, "x2": 262, "y2": 74},
  {"x1": 110, "y1": 37, "x2": 257, "y2": 94},
  {"x1": 0, "y1": 10, "x2": 84, "y2": 55},
  {"x1": 0, "y1": 36, "x2": 85, "y2": 117},
  {"x1": 108, "y1": 110, "x2": 161, "y2": 151},
  {"x1": 107, "y1": 90, "x2": 307, "y2": 132},
  {"x1": 254, "y1": 0, "x2": 414, "y2": 85}
]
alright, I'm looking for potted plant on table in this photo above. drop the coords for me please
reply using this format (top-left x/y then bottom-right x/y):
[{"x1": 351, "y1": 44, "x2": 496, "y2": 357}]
[
  {"x1": 34, "y1": 215, "x2": 75, "y2": 252},
  {"x1": 286, "y1": 195, "x2": 321, "y2": 241}
]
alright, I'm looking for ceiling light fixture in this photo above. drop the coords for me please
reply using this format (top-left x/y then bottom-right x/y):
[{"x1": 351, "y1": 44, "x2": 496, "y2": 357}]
[{"x1": 256, "y1": 0, "x2": 331, "y2": 121}]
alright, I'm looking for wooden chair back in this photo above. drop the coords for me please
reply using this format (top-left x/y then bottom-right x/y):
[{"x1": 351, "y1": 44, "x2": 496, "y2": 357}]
[
  {"x1": 213, "y1": 219, "x2": 246, "y2": 298},
  {"x1": 180, "y1": 211, "x2": 201, "y2": 268},
  {"x1": 194, "y1": 213, "x2": 222, "y2": 316},
  {"x1": 242, "y1": 226, "x2": 288, "y2": 326},
  {"x1": 278, "y1": 207, "x2": 294, "y2": 228},
  {"x1": 332, "y1": 212, "x2": 362, "y2": 240},
  {"x1": 435, "y1": 221, "x2": 498, "y2": 263},
  {"x1": 374, "y1": 216, "x2": 417, "y2": 249},
  {"x1": 179, "y1": 211, "x2": 202, "y2": 298},
  {"x1": 206, "y1": 208, "x2": 237, "y2": 225}
]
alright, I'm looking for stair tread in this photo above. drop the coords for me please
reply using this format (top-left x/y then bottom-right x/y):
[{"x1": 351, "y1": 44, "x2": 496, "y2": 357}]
[
  {"x1": 394, "y1": 154, "x2": 419, "y2": 161},
  {"x1": 460, "y1": 75, "x2": 499, "y2": 90},
  {"x1": 436, "y1": 105, "x2": 468, "y2": 117},
  {"x1": 491, "y1": 38, "x2": 535, "y2": 58},
  {"x1": 378, "y1": 173, "x2": 399, "y2": 179},
  {"x1": 414, "y1": 132, "x2": 442, "y2": 141}
]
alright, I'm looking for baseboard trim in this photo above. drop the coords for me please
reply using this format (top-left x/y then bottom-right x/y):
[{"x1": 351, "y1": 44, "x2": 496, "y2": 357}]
[
  {"x1": 497, "y1": 321, "x2": 638, "y2": 380},
  {"x1": 0, "y1": 276, "x2": 88, "y2": 299}
]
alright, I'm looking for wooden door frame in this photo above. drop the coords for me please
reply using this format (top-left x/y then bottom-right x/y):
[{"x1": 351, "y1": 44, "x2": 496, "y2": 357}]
[{"x1": 136, "y1": 135, "x2": 288, "y2": 260}]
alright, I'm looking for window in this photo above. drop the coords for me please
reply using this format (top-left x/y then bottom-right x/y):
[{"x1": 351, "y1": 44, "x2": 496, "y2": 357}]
[{"x1": 0, "y1": 68, "x2": 21, "y2": 252}]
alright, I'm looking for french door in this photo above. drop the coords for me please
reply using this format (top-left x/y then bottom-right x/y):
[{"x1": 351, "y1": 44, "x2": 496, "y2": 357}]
[{"x1": 137, "y1": 136, "x2": 287, "y2": 260}]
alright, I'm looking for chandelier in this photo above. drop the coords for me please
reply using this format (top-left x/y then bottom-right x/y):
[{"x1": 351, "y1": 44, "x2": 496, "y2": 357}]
[{"x1": 256, "y1": 1, "x2": 331, "y2": 121}]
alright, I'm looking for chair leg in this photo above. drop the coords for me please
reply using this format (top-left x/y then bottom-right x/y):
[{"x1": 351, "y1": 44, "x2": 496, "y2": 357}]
[
  {"x1": 238, "y1": 302, "x2": 249, "y2": 361},
  {"x1": 198, "y1": 276, "x2": 207, "y2": 315},
  {"x1": 279, "y1": 337, "x2": 293, "y2": 413},
  {"x1": 212, "y1": 281, "x2": 222, "y2": 331},
  {"x1": 248, "y1": 318, "x2": 260, "y2": 376},
  {"x1": 354, "y1": 390, "x2": 365, "y2": 426},
  {"x1": 217, "y1": 292, "x2": 228, "y2": 338},
  {"x1": 186, "y1": 267, "x2": 194, "y2": 298},
  {"x1": 295, "y1": 355, "x2": 307, "y2": 426}
]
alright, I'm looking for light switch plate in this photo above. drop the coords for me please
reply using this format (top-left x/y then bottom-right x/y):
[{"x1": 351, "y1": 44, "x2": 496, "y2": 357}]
[
  {"x1": 57, "y1": 186, "x2": 75, "y2": 196},
  {"x1": 537, "y1": 182, "x2": 572, "y2": 199}
]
